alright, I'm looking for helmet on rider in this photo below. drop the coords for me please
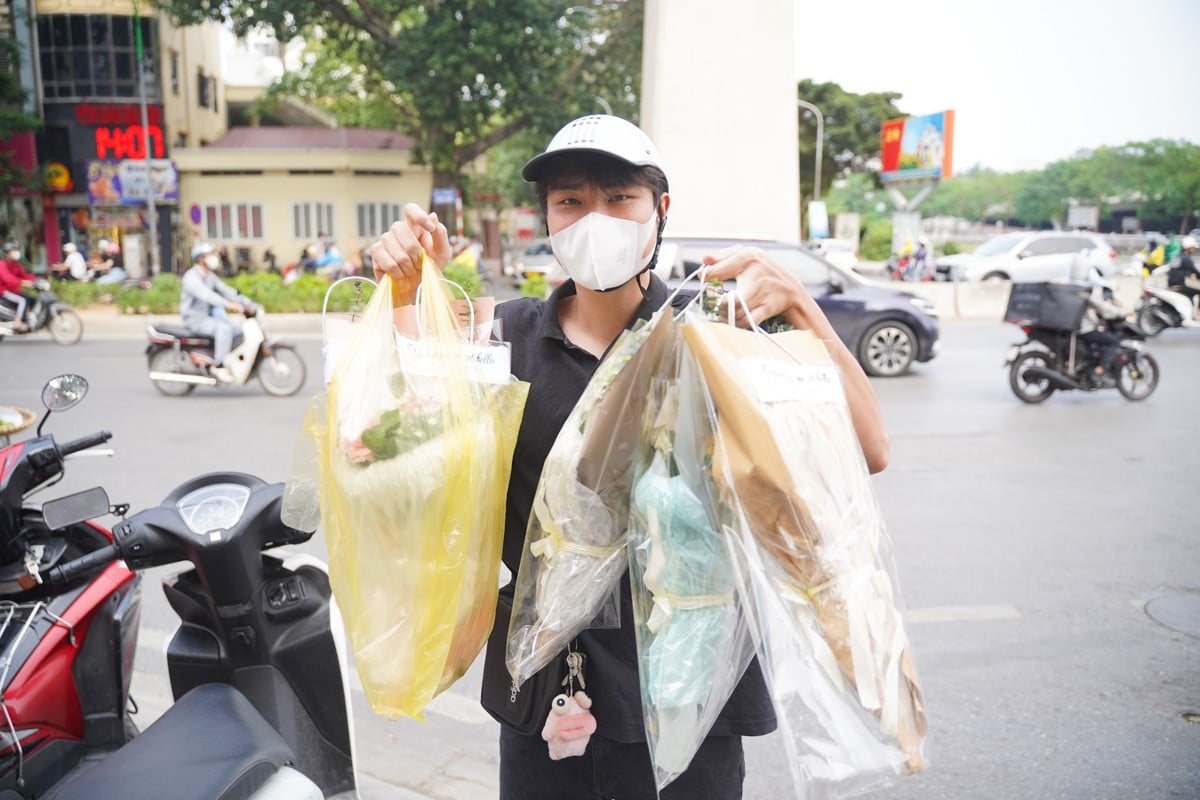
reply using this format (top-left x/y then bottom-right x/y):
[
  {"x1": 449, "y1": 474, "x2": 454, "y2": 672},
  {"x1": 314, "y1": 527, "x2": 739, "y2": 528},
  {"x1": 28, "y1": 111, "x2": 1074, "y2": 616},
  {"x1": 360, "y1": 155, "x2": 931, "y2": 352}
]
[
  {"x1": 191, "y1": 241, "x2": 216, "y2": 262},
  {"x1": 1181, "y1": 235, "x2": 1198, "y2": 251}
]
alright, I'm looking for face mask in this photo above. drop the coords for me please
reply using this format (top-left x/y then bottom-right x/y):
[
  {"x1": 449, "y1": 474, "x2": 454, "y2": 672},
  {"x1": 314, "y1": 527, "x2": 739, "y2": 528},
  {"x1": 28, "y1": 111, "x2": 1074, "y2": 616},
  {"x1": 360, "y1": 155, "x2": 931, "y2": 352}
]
[
  {"x1": 8, "y1": 252, "x2": 19, "y2": 261},
  {"x1": 549, "y1": 210, "x2": 659, "y2": 292},
  {"x1": 204, "y1": 254, "x2": 220, "y2": 270}
]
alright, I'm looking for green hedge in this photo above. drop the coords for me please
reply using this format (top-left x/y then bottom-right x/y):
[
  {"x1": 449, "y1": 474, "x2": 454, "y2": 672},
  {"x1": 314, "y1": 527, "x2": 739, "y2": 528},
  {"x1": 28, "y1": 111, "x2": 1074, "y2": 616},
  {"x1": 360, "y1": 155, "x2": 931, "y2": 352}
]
[{"x1": 65, "y1": 269, "x2": 485, "y2": 315}]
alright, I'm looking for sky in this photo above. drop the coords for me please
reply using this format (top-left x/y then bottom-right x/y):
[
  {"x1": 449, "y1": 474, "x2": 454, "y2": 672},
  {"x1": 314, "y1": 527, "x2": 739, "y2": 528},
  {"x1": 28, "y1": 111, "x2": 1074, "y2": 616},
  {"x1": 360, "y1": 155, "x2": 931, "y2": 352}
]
[{"x1": 793, "y1": 0, "x2": 1200, "y2": 174}]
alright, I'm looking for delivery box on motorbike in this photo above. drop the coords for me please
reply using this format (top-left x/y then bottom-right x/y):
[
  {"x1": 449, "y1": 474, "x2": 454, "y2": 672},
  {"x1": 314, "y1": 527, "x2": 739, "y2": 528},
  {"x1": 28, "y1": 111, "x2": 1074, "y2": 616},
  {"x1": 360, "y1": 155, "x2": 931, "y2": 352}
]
[{"x1": 1003, "y1": 281, "x2": 1089, "y2": 331}]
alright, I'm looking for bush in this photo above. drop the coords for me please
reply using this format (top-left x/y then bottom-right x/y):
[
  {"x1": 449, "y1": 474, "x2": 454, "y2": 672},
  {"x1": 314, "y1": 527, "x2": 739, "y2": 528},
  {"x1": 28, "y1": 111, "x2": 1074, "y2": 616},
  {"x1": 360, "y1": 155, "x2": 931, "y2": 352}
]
[
  {"x1": 441, "y1": 262, "x2": 482, "y2": 299},
  {"x1": 519, "y1": 273, "x2": 548, "y2": 299},
  {"x1": 114, "y1": 274, "x2": 180, "y2": 314},
  {"x1": 941, "y1": 241, "x2": 961, "y2": 256},
  {"x1": 50, "y1": 280, "x2": 104, "y2": 309},
  {"x1": 860, "y1": 219, "x2": 893, "y2": 261}
]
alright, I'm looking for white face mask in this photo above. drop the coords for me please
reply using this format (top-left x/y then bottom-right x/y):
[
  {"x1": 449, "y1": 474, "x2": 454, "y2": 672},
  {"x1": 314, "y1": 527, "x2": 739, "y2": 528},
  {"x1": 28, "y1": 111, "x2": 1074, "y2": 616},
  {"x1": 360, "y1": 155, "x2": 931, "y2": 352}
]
[
  {"x1": 8, "y1": 251, "x2": 20, "y2": 261},
  {"x1": 203, "y1": 254, "x2": 220, "y2": 270},
  {"x1": 549, "y1": 210, "x2": 659, "y2": 292}
]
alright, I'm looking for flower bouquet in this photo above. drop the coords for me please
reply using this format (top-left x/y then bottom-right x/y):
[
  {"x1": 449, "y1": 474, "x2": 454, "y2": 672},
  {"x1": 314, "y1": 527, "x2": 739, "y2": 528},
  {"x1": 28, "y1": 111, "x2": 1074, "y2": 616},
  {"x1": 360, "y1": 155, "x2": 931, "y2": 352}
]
[
  {"x1": 309, "y1": 259, "x2": 528, "y2": 719},
  {"x1": 627, "y1": 327, "x2": 755, "y2": 789},
  {"x1": 681, "y1": 315, "x2": 927, "y2": 798},
  {"x1": 506, "y1": 309, "x2": 676, "y2": 687}
]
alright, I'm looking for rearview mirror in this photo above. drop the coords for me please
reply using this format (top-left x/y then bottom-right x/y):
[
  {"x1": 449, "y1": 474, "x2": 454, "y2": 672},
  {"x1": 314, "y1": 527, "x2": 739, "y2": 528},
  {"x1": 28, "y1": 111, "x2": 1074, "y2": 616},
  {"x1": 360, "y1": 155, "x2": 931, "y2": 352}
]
[
  {"x1": 42, "y1": 374, "x2": 88, "y2": 413},
  {"x1": 42, "y1": 487, "x2": 110, "y2": 530},
  {"x1": 1018, "y1": 250, "x2": 1034, "y2": 259}
]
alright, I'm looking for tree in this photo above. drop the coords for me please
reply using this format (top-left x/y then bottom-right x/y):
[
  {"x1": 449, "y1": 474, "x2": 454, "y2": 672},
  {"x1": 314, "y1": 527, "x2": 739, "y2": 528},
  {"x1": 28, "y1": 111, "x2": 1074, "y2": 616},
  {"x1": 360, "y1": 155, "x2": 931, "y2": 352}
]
[
  {"x1": 158, "y1": 0, "x2": 644, "y2": 197},
  {"x1": 794, "y1": 79, "x2": 903, "y2": 202},
  {"x1": 0, "y1": 36, "x2": 42, "y2": 198}
]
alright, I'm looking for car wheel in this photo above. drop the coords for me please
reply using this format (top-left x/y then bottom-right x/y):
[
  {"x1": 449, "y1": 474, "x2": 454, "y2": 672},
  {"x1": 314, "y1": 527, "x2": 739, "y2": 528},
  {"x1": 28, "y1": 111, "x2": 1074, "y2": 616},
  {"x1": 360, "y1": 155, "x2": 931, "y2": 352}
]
[
  {"x1": 981, "y1": 271, "x2": 1009, "y2": 282},
  {"x1": 858, "y1": 320, "x2": 917, "y2": 377}
]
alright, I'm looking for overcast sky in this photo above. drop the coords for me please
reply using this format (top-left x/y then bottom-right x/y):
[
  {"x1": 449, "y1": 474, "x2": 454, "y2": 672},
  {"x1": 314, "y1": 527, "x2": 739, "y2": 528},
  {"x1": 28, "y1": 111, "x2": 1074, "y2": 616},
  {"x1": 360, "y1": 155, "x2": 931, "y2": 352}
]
[{"x1": 794, "y1": 0, "x2": 1200, "y2": 173}]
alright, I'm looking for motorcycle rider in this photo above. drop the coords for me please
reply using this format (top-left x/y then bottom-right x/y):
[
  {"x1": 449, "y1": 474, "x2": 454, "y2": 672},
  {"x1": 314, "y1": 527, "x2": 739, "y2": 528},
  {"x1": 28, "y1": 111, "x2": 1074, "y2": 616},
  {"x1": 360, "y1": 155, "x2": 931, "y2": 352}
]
[
  {"x1": 1165, "y1": 235, "x2": 1200, "y2": 319},
  {"x1": 0, "y1": 241, "x2": 36, "y2": 331},
  {"x1": 181, "y1": 242, "x2": 257, "y2": 382},
  {"x1": 1078, "y1": 265, "x2": 1127, "y2": 384}
]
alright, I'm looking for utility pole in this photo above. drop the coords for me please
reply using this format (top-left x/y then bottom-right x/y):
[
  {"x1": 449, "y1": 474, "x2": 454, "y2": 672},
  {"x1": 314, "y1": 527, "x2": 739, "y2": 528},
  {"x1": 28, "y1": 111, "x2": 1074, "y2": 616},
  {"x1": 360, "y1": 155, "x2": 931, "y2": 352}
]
[
  {"x1": 134, "y1": 0, "x2": 161, "y2": 274},
  {"x1": 796, "y1": 99, "x2": 823, "y2": 204}
]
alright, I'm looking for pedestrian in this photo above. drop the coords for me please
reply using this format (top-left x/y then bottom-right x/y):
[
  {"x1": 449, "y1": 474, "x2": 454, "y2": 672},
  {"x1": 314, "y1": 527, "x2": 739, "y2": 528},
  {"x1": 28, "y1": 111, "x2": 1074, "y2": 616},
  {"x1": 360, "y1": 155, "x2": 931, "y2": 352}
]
[{"x1": 369, "y1": 114, "x2": 889, "y2": 800}]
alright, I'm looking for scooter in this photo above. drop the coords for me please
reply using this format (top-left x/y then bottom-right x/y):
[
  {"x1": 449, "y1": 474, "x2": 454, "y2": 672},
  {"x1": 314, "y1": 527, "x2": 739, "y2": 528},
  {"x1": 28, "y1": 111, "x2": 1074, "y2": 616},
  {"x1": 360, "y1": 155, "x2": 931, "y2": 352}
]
[
  {"x1": 145, "y1": 309, "x2": 307, "y2": 396},
  {"x1": 1134, "y1": 282, "x2": 1200, "y2": 336},
  {"x1": 0, "y1": 278, "x2": 84, "y2": 345},
  {"x1": 0, "y1": 375, "x2": 356, "y2": 799}
]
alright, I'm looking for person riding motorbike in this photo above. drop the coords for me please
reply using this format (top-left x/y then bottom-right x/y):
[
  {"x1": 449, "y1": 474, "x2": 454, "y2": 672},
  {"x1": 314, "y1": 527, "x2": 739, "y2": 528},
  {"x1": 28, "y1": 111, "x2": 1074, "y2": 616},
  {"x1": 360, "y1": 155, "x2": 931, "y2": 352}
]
[
  {"x1": 1078, "y1": 265, "x2": 1128, "y2": 385},
  {"x1": 181, "y1": 242, "x2": 257, "y2": 382},
  {"x1": 1165, "y1": 235, "x2": 1200, "y2": 319},
  {"x1": 1, "y1": 240, "x2": 36, "y2": 331}
]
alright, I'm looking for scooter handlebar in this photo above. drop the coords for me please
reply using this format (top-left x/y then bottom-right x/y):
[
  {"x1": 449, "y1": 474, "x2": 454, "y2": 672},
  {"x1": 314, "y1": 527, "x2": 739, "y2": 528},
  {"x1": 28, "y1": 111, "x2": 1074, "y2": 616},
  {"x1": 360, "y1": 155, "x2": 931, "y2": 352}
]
[
  {"x1": 45, "y1": 542, "x2": 119, "y2": 584},
  {"x1": 58, "y1": 430, "x2": 112, "y2": 457}
]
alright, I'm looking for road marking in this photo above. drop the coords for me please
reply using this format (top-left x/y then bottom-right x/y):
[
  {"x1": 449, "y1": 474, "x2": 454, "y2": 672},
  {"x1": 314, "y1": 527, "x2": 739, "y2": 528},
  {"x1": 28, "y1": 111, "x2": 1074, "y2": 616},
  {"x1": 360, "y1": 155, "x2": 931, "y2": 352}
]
[{"x1": 906, "y1": 604, "x2": 1021, "y2": 624}]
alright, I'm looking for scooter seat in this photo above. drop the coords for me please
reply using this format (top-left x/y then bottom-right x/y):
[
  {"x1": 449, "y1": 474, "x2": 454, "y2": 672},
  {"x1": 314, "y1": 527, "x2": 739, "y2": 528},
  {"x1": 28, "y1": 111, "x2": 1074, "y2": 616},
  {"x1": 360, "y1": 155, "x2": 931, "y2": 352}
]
[
  {"x1": 150, "y1": 324, "x2": 209, "y2": 342},
  {"x1": 55, "y1": 682, "x2": 298, "y2": 800}
]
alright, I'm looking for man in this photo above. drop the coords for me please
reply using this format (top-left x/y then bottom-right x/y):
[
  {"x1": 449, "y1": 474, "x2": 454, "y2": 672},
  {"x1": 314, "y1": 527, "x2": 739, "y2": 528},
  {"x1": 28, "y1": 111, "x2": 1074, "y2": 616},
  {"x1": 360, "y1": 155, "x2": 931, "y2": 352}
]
[
  {"x1": 181, "y1": 242, "x2": 256, "y2": 381},
  {"x1": 52, "y1": 242, "x2": 89, "y2": 281},
  {"x1": 0, "y1": 241, "x2": 36, "y2": 331},
  {"x1": 370, "y1": 115, "x2": 888, "y2": 799},
  {"x1": 1166, "y1": 235, "x2": 1200, "y2": 318}
]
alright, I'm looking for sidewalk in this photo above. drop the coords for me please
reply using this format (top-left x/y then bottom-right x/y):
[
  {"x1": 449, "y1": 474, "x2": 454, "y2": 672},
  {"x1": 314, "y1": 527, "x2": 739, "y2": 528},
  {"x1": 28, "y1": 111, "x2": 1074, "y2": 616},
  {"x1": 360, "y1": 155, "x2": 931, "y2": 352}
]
[{"x1": 76, "y1": 304, "x2": 326, "y2": 340}]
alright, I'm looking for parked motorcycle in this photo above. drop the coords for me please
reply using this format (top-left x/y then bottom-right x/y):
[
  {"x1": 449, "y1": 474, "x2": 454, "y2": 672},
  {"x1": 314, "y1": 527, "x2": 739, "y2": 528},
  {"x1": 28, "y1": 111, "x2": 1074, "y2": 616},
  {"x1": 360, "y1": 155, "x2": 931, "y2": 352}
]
[
  {"x1": 0, "y1": 375, "x2": 356, "y2": 799},
  {"x1": 1004, "y1": 316, "x2": 1159, "y2": 403},
  {"x1": 0, "y1": 278, "x2": 84, "y2": 344},
  {"x1": 145, "y1": 309, "x2": 307, "y2": 396},
  {"x1": 1134, "y1": 282, "x2": 1200, "y2": 336}
]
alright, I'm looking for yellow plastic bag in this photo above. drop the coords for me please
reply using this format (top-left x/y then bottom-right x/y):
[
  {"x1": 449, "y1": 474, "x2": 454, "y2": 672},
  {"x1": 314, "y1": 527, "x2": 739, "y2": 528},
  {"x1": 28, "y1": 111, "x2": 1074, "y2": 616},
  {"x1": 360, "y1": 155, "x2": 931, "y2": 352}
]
[{"x1": 309, "y1": 257, "x2": 528, "y2": 718}]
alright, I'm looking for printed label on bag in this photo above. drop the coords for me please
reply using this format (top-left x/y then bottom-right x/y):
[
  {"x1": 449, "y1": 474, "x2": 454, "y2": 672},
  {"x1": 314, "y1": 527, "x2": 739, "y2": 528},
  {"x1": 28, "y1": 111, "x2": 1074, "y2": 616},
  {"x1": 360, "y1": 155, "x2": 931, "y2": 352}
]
[
  {"x1": 745, "y1": 358, "x2": 845, "y2": 405},
  {"x1": 394, "y1": 335, "x2": 513, "y2": 384}
]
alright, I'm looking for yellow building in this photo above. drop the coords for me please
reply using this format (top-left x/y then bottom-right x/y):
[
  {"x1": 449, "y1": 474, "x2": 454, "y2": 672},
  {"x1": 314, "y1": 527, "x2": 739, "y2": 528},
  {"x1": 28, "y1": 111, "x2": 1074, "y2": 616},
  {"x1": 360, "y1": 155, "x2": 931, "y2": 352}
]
[{"x1": 172, "y1": 127, "x2": 432, "y2": 271}]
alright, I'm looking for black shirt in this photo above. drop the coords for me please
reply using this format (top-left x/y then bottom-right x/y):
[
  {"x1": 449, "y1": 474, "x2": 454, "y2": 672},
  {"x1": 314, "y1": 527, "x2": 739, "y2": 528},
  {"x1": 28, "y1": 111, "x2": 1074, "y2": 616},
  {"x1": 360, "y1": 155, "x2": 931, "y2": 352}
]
[
  {"x1": 493, "y1": 274, "x2": 776, "y2": 743},
  {"x1": 1167, "y1": 252, "x2": 1199, "y2": 287}
]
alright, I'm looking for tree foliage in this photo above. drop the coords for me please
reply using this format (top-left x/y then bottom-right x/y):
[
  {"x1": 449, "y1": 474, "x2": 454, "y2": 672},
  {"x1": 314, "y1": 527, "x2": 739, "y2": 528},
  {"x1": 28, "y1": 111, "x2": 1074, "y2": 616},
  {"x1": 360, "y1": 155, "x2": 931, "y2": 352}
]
[
  {"x1": 795, "y1": 79, "x2": 903, "y2": 202},
  {"x1": 157, "y1": 0, "x2": 643, "y2": 194},
  {"x1": 0, "y1": 36, "x2": 42, "y2": 197}
]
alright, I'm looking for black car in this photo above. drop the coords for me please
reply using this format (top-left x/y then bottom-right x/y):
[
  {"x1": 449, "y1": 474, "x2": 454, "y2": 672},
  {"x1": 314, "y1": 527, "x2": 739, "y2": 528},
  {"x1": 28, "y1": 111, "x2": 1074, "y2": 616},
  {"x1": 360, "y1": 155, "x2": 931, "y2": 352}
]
[{"x1": 657, "y1": 236, "x2": 939, "y2": 377}]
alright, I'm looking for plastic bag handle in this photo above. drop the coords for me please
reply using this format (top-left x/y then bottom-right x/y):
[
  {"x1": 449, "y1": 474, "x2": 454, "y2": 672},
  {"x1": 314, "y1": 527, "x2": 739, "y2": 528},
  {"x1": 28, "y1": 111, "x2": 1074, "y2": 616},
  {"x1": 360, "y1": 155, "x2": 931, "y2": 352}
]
[
  {"x1": 663, "y1": 266, "x2": 757, "y2": 328},
  {"x1": 321, "y1": 276, "x2": 377, "y2": 343},
  {"x1": 414, "y1": 276, "x2": 476, "y2": 340}
]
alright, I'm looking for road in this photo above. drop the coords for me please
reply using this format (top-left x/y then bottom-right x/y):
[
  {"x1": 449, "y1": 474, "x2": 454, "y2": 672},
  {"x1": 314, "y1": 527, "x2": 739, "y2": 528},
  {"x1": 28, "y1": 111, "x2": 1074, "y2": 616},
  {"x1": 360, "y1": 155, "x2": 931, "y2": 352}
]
[{"x1": 1, "y1": 312, "x2": 1197, "y2": 799}]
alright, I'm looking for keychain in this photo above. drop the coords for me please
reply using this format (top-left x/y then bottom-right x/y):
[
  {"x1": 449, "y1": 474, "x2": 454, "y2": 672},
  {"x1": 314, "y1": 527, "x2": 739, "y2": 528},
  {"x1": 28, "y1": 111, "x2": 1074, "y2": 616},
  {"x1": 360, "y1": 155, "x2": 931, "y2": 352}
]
[{"x1": 541, "y1": 642, "x2": 596, "y2": 760}]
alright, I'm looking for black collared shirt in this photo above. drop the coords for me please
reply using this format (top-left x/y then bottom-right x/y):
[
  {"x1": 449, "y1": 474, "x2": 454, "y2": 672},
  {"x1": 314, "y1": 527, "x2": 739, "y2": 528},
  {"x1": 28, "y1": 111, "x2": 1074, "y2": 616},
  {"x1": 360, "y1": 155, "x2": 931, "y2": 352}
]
[{"x1": 493, "y1": 274, "x2": 775, "y2": 742}]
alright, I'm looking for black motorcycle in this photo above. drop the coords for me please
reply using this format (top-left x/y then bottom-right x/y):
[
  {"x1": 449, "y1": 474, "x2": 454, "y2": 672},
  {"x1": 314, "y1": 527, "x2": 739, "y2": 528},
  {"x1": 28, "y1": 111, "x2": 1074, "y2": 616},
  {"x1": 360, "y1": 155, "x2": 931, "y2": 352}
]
[
  {"x1": 1003, "y1": 282, "x2": 1159, "y2": 403},
  {"x1": 0, "y1": 278, "x2": 84, "y2": 344}
]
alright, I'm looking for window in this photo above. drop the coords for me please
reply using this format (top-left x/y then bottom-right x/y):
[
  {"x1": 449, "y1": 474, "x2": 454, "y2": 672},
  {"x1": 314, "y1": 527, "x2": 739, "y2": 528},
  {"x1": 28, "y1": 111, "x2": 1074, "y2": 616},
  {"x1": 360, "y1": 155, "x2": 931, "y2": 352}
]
[
  {"x1": 197, "y1": 69, "x2": 210, "y2": 108},
  {"x1": 170, "y1": 51, "x2": 179, "y2": 96},
  {"x1": 292, "y1": 202, "x2": 335, "y2": 240},
  {"x1": 210, "y1": 76, "x2": 218, "y2": 113},
  {"x1": 356, "y1": 202, "x2": 402, "y2": 239},
  {"x1": 35, "y1": 14, "x2": 158, "y2": 101},
  {"x1": 202, "y1": 202, "x2": 264, "y2": 241}
]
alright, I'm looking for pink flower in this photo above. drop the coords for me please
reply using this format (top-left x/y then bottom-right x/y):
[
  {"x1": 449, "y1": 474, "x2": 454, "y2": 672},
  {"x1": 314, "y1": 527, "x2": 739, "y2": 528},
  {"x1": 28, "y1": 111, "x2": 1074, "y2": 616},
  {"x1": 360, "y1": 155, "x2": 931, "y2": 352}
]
[{"x1": 341, "y1": 437, "x2": 375, "y2": 464}]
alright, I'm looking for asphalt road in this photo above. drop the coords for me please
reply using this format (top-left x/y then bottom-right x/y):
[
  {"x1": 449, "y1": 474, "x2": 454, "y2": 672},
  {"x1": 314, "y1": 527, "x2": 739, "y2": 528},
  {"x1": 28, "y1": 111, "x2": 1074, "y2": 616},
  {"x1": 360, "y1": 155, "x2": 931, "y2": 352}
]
[{"x1": 1, "y1": 314, "x2": 1197, "y2": 800}]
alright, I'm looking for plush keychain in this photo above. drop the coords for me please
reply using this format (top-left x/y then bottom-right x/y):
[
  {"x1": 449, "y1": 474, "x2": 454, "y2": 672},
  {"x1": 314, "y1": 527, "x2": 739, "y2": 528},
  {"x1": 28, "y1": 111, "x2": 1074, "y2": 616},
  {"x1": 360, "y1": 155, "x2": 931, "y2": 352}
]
[{"x1": 542, "y1": 646, "x2": 596, "y2": 760}]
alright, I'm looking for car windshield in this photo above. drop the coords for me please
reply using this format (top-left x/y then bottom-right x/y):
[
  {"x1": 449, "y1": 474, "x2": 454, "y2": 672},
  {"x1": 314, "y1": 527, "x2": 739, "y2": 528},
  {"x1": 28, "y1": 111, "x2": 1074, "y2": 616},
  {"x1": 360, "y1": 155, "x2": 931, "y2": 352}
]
[{"x1": 974, "y1": 233, "x2": 1027, "y2": 256}]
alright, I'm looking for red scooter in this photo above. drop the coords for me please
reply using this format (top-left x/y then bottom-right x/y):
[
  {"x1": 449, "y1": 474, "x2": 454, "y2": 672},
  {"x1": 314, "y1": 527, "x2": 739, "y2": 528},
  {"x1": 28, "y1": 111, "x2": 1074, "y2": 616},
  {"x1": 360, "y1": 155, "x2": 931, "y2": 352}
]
[{"x1": 0, "y1": 375, "x2": 355, "y2": 799}]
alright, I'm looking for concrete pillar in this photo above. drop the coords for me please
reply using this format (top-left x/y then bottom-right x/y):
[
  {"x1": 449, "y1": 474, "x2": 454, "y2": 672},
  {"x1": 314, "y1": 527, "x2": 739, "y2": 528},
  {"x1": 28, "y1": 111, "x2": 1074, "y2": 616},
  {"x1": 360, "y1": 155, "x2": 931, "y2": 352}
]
[{"x1": 641, "y1": 0, "x2": 799, "y2": 243}]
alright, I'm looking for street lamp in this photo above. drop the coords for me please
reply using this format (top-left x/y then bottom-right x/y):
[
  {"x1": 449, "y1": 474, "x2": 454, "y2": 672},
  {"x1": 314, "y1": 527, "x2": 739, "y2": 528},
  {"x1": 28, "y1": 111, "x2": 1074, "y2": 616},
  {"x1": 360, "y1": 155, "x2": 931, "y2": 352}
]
[{"x1": 796, "y1": 99, "x2": 823, "y2": 204}]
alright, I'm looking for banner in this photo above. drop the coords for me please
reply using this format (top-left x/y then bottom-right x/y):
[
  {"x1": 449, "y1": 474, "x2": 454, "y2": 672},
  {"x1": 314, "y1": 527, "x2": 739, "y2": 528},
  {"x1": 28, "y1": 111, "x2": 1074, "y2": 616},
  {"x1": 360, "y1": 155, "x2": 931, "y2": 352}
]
[
  {"x1": 87, "y1": 159, "x2": 179, "y2": 205},
  {"x1": 880, "y1": 111, "x2": 954, "y2": 183}
]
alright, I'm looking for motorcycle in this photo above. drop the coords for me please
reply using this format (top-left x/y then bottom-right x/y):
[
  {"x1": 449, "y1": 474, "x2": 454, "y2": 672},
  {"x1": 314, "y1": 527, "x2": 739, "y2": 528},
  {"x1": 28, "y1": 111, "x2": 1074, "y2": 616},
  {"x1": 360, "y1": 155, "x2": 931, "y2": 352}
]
[
  {"x1": 145, "y1": 309, "x2": 307, "y2": 397},
  {"x1": 0, "y1": 375, "x2": 356, "y2": 799},
  {"x1": 1134, "y1": 282, "x2": 1200, "y2": 336},
  {"x1": 1004, "y1": 316, "x2": 1159, "y2": 403},
  {"x1": 0, "y1": 278, "x2": 84, "y2": 344}
]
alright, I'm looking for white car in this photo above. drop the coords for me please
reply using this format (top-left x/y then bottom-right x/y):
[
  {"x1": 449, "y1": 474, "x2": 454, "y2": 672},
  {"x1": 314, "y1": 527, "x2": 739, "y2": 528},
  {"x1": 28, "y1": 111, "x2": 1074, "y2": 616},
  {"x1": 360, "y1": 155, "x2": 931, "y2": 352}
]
[{"x1": 934, "y1": 231, "x2": 1116, "y2": 282}]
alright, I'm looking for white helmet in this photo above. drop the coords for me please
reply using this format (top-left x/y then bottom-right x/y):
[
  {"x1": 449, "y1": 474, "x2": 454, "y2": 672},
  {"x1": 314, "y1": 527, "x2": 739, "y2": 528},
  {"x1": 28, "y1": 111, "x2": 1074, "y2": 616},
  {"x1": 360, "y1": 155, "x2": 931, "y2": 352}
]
[
  {"x1": 522, "y1": 115, "x2": 667, "y2": 187},
  {"x1": 1182, "y1": 235, "x2": 1198, "y2": 251},
  {"x1": 62, "y1": 242, "x2": 77, "y2": 253},
  {"x1": 191, "y1": 241, "x2": 215, "y2": 261}
]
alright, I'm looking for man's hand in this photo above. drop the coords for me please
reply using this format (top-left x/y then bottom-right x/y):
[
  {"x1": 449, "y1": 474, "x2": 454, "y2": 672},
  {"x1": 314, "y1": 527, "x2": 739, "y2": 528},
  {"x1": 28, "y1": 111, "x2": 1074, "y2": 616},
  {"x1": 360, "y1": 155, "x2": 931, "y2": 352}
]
[
  {"x1": 370, "y1": 204, "x2": 452, "y2": 305},
  {"x1": 227, "y1": 302, "x2": 246, "y2": 315}
]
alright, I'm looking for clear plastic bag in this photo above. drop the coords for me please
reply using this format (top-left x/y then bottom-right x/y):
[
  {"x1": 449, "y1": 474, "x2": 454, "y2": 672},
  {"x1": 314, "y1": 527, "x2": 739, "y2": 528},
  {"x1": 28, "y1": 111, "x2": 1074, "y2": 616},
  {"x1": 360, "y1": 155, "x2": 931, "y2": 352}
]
[
  {"x1": 627, "y1": 314, "x2": 755, "y2": 789},
  {"x1": 681, "y1": 313, "x2": 927, "y2": 798},
  {"x1": 299, "y1": 259, "x2": 528, "y2": 718},
  {"x1": 506, "y1": 309, "x2": 676, "y2": 687}
]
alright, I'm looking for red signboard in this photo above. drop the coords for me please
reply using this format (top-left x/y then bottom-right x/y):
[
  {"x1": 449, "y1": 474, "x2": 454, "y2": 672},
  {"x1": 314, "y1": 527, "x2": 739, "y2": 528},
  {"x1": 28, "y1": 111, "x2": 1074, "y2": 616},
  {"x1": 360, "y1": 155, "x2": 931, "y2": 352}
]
[
  {"x1": 76, "y1": 102, "x2": 163, "y2": 127},
  {"x1": 95, "y1": 125, "x2": 165, "y2": 160},
  {"x1": 0, "y1": 131, "x2": 38, "y2": 196}
]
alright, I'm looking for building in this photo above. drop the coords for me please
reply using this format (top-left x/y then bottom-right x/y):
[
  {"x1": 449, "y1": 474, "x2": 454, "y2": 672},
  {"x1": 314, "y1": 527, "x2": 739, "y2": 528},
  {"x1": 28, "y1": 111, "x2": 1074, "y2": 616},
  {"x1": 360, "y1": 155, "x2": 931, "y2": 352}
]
[{"x1": 173, "y1": 126, "x2": 431, "y2": 273}]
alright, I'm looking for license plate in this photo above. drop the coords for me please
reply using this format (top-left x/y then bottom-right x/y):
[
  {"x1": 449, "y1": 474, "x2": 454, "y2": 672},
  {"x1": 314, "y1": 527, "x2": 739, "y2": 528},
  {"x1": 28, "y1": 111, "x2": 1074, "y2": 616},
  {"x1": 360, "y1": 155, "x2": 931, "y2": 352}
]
[{"x1": 1003, "y1": 345, "x2": 1019, "y2": 366}]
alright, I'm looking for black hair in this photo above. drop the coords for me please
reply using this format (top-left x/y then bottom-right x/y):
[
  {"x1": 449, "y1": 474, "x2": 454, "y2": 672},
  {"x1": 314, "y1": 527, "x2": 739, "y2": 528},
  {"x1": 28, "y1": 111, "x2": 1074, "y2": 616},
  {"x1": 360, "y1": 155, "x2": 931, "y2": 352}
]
[{"x1": 534, "y1": 152, "x2": 668, "y2": 218}]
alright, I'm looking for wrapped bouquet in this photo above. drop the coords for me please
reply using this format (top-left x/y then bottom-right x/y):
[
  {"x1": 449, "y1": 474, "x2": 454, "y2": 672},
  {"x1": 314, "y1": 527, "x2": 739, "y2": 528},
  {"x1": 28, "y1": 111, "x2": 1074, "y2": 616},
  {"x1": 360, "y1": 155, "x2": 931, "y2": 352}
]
[{"x1": 306, "y1": 259, "x2": 528, "y2": 718}]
